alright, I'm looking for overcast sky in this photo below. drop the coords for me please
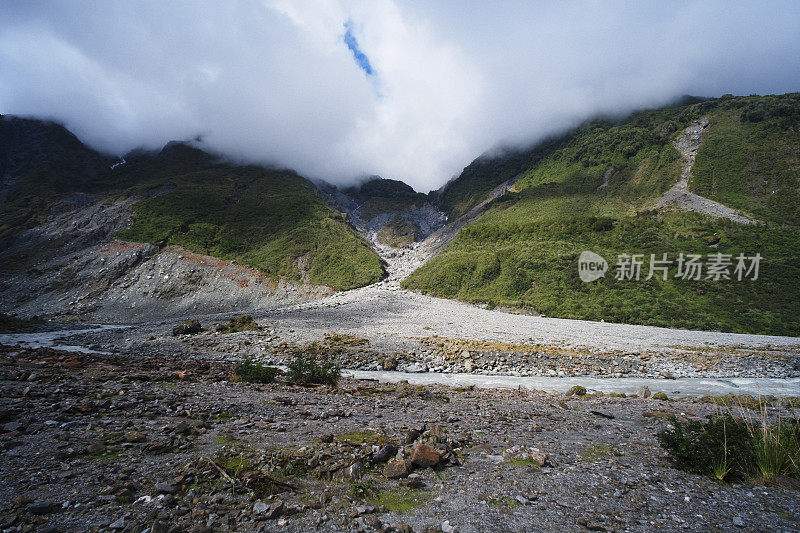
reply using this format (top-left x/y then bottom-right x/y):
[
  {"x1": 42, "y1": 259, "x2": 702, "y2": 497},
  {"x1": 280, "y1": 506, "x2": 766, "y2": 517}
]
[{"x1": 2, "y1": 1, "x2": 799, "y2": 191}]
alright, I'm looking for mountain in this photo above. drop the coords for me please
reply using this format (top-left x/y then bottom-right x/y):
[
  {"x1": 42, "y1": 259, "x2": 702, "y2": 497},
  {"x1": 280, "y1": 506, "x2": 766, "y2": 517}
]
[
  {"x1": 2, "y1": 93, "x2": 799, "y2": 334},
  {"x1": 0, "y1": 118, "x2": 384, "y2": 321},
  {"x1": 404, "y1": 93, "x2": 800, "y2": 335}
]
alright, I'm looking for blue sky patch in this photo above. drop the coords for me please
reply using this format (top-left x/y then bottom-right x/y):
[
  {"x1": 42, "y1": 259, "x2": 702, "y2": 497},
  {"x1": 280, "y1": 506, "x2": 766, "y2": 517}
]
[{"x1": 343, "y1": 20, "x2": 375, "y2": 76}]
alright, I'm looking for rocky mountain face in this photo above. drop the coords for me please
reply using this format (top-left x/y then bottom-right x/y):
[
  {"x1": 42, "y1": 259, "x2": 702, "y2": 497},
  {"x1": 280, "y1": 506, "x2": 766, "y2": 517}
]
[{"x1": 0, "y1": 118, "x2": 382, "y2": 322}]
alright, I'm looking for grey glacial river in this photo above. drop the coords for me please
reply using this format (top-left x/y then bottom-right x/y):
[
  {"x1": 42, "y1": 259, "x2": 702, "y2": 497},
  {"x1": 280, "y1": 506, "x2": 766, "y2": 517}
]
[{"x1": 344, "y1": 369, "x2": 800, "y2": 397}]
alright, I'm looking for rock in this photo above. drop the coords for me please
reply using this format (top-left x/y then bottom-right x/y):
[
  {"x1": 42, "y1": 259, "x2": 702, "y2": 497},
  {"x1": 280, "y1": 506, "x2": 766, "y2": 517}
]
[
  {"x1": 651, "y1": 392, "x2": 669, "y2": 400},
  {"x1": 172, "y1": 319, "x2": 203, "y2": 336},
  {"x1": 154, "y1": 482, "x2": 176, "y2": 495},
  {"x1": 2, "y1": 421, "x2": 22, "y2": 432},
  {"x1": 85, "y1": 441, "x2": 106, "y2": 455},
  {"x1": 404, "y1": 428, "x2": 422, "y2": 445},
  {"x1": 27, "y1": 500, "x2": 53, "y2": 515},
  {"x1": 124, "y1": 430, "x2": 146, "y2": 443},
  {"x1": 343, "y1": 461, "x2": 365, "y2": 480},
  {"x1": 637, "y1": 385, "x2": 651, "y2": 398},
  {"x1": 384, "y1": 458, "x2": 413, "y2": 478},
  {"x1": 442, "y1": 520, "x2": 457, "y2": 532},
  {"x1": 253, "y1": 501, "x2": 269, "y2": 514},
  {"x1": 371, "y1": 444, "x2": 398, "y2": 463},
  {"x1": 150, "y1": 521, "x2": 169, "y2": 533},
  {"x1": 565, "y1": 385, "x2": 587, "y2": 396},
  {"x1": 733, "y1": 516, "x2": 745, "y2": 528},
  {"x1": 411, "y1": 443, "x2": 440, "y2": 468},
  {"x1": 356, "y1": 503, "x2": 377, "y2": 515},
  {"x1": 387, "y1": 523, "x2": 413, "y2": 533},
  {"x1": 265, "y1": 501, "x2": 284, "y2": 519},
  {"x1": 503, "y1": 445, "x2": 549, "y2": 466},
  {"x1": 383, "y1": 356, "x2": 398, "y2": 371},
  {"x1": 109, "y1": 517, "x2": 126, "y2": 530}
]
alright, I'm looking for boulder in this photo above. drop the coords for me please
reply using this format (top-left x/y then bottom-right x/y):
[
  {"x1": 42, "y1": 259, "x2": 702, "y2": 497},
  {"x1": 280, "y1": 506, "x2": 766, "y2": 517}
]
[
  {"x1": 384, "y1": 458, "x2": 412, "y2": 479},
  {"x1": 411, "y1": 443, "x2": 441, "y2": 468}
]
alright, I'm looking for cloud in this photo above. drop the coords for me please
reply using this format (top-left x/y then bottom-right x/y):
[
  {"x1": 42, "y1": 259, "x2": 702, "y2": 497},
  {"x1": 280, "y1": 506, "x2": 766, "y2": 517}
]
[{"x1": 1, "y1": 0, "x2": 799, "y2": 192}]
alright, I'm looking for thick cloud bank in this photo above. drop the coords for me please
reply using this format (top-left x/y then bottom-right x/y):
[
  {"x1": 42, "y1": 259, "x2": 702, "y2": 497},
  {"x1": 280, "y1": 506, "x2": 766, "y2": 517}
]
[{"x1": 2, "y1": 1, "x2": 799, "y2": 191}]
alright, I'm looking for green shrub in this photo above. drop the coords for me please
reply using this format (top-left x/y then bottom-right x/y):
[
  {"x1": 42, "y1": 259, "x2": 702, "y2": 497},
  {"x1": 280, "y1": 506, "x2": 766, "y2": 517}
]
[
  {"x1": 286, "y1": 347, "x2": 341, "y2": 386},
  {"x1": 233, "y1": 356, "x2": 279, "y2": 384},
  {"x1": 657, "y1": 413, "x2": 800, "y2": 483}
]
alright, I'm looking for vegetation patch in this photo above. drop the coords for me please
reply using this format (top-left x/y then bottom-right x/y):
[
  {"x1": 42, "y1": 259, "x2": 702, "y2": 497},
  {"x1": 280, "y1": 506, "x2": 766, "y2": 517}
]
[
  {"x1": 233, "y1": 356, "x2": 279, "y2": 384},
  {"x1": 658, "y1": 413, "x2": 800, "y2": 483},
  {"x1": 406, "y1": 94, "x2": 800, "y2": 335},
  {"x1": 217, "y1": 315, "x2": 261, "y2": 334},
  {"x1": 368, "y1": 488, "x2": 431, "y2": 513},
  {"x1": 335, "y1": 431, "x2": 387, "y2": 446},
  {"x1": 582, "y1": 443, "x2": 615, "y2": 462},
  {"x1": 0, "y1": 313, "x2": 42, "y2": 332},
  {"x1": 324, "y1": 332, "x2": 370, "y2": 347},
  {"x1": 286, "y1": 346, "x2": 341, "y2": 386}
]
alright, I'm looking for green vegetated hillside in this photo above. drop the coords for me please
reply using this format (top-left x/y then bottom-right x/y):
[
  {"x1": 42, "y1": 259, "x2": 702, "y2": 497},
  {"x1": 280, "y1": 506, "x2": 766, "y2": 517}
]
[
  {"x1": 0, "y1": 115, "x2": 111, "y2": 240},
  {"x1": 345, "y1": 177, "x2": 427, "y2": 219},
  {"x1": 406, "y1": 94, "x2": 800, "y2": 335},
  {"x1": 112, "y1": 149, "x2": 385, "y2": 291},
  {"x1": 0, "y1": 118, "x2": 385, "y2": 291}
]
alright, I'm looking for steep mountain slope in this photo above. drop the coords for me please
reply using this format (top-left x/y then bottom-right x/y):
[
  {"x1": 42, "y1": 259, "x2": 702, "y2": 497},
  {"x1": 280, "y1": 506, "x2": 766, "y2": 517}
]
[
  {"x1": 0, "y1": 115, "x2": 110, "y2": 240},
  {"x1": 0, "y1": 117, "x2": 384, "y2": 321},
  {"x1": 405, "y1": 94, "x2": 800, "y2": 335}
]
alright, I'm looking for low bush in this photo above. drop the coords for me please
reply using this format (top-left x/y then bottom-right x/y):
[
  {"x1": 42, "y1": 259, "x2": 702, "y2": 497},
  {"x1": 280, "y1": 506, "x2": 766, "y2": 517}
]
[
  {"x1": 217, "y1": 315, "x2": 260, "y2": 334},
  {"x1": 286, "y1": 347, "x2": 341, "y2": 386},
  {"x1": 233, "y1": 356, "x2": 279, "y2": 384},
  {"x1": 658, "y1": 413, "x2": 800, "y2": 483}
]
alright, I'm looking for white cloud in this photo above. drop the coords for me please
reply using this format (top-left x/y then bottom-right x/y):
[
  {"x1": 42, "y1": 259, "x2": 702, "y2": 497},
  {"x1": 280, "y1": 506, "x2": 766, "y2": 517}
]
[{"x1": 1, "y1": 0, "x2": 799, "y2": 191}]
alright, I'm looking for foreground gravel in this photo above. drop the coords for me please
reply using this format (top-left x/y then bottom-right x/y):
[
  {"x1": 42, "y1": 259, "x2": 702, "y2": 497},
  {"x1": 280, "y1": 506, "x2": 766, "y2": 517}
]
[{"x1": 2, "y1": 346, "x2": 799, "y2": 533}]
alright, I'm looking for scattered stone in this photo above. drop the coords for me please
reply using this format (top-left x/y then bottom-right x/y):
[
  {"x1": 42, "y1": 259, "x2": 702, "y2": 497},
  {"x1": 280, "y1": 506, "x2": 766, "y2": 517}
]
[
  {"x1": 411, "y1": 443, "x2": 441, "y2": 468},
  {"x1": 123, "y1": 430, "x2": 146, "y2": 443},
  {"x1": 370, "y1": 444, "x2": 398, "y2": 463},
  {"x1": 86, "y1": 441, "x2": 106, "y2": 455},
  {"x1": 2, "y1": 421, "x2": 22, "y2": 432},
  {"x1": 154, "y1": 482, "x2": 176, "y2": 495},
  {"x1": 265, "y1": 501, "x2": 284, "y2": 519},
  {"x1": 404, "y1": 428, "x2": 422, "y2": 445},
  {"x1": 356, "y1": 503, "x2": 377, "y2": 515},
  {"x1": 384, "y1": 458, "x2": 413, "y2": 478},
  {"x1": 343, "y1": 461, "x2": 365, "y2": 480},
  {"x1": 27, "y1": 500, "x2": 53, "y2": 515}
]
